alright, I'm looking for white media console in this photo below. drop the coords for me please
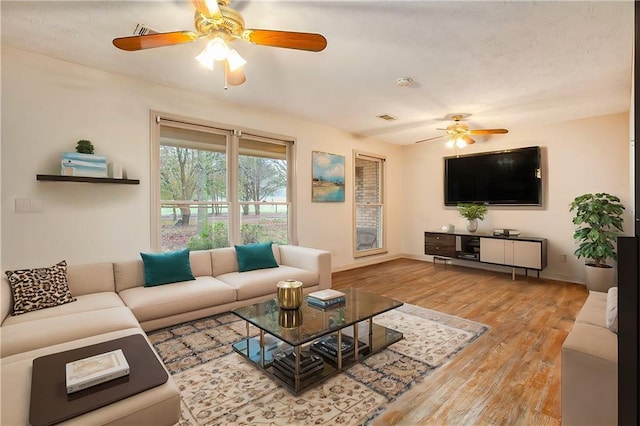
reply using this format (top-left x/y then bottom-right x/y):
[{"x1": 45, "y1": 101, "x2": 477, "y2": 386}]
[{"x1": 424, "y1": 231, "x2": 548, "y2": 280}]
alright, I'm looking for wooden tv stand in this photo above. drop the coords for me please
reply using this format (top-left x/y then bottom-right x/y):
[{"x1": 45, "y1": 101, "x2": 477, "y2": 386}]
[{"x1": 424, "y1": 231, "x2": 548, "y2": 280}]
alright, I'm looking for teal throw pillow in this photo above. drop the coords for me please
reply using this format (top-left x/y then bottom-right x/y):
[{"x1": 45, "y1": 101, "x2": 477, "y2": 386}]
[
  {"x1": 235, "y1": 242, "x2": 279, "y2": 272},
  {"x1": 140, "y1": 249, "x2": 195, "y2": 287}
]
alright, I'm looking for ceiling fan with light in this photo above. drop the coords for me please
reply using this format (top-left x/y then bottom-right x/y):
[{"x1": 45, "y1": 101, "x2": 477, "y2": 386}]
[
  {"x1": 415, "y1": 114, "x2": 508, "y2": 148},
  {"x1": 112, "y1": 0, "x2": 327, "y2": 87}
]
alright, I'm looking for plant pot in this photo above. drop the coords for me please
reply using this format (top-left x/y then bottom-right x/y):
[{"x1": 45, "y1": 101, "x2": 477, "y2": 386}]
[
  {"x1": 466, "y1": 219, "x2": 478, "y2": 233},
  {"x1": 584, "y1": 263, "x2": 615, "y2": 292}
]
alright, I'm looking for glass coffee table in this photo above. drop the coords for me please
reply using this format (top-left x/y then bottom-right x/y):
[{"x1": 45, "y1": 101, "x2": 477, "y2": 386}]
[{"x1": 231, "y1": 288, "x2": 403, "y2": 394}]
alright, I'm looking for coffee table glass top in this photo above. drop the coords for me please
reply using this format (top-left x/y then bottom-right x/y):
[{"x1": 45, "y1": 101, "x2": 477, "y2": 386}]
[{"x1": 232, "y1": 288, "x2": 402, "y2": 347}]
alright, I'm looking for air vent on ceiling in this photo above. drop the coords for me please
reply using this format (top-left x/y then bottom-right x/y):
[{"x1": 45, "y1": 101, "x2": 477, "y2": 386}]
[
  {"x1": 376, "y1": 114, "x2": 397, "y2": 121},
  {"x1": 132, "y1": 24, "x2": 158, "y2": 36}
]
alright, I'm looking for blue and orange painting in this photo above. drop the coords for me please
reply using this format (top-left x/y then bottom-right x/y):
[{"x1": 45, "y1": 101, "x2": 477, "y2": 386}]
[{"x1": 312, "y1": 151, "x2": 345, "y2": 202}]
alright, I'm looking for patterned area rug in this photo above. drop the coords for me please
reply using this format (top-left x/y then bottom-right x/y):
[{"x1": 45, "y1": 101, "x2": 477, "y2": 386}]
[{"x1": 148, "y1": 303, "x2": 488, "y2": 425}]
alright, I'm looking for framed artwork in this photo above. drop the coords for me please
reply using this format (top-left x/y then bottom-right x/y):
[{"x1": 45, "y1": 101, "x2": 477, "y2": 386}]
[{"x1": 312, "y1": 151, "x2": 345, "y2": 202}]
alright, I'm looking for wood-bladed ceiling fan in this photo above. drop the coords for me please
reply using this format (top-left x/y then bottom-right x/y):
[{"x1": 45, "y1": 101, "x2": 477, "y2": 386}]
[
  {"x1": 415, "y1": 114, "x2": 508, "y2": 147},
  {"x1": 112, "y1": 0, "x2": 327, "y2": 87}
]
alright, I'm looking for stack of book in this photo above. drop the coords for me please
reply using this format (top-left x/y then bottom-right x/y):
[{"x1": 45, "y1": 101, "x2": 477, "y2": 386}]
[
  {"x1": 271, "y1": 350, "x2": 324, "y2": 382},
  {"x1": 310, "y1": 335, "x2": 369, "y2": 364},
  {"x1": 307, "y1": 289, "x2": 346, "y2": 309}
]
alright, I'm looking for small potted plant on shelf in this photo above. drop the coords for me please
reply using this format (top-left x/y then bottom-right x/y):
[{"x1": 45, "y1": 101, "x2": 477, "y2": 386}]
[
  {"x1": 569, "y1": 192, "x2": 625, "y2": 292},
  {"x1": 457, "y1": 203, "x2": 488, "y2": 233},
  {"x1": 75, "y1": 139, "x2": 95, "y2": 154}
]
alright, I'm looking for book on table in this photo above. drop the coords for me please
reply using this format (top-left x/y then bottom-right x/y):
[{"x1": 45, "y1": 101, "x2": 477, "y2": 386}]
[
  {"x1": 307, "y1": 289, "x2": 346, "y2": 308},
  {"x1": 307, "y1": 289, "x2": 345, "y2": 302},
  {"x1": 65, "y1": 349, "x2": 130, "y2": 394},
  {"x1": 307, "y1": 297, "x2": 345, "y2": 309}
]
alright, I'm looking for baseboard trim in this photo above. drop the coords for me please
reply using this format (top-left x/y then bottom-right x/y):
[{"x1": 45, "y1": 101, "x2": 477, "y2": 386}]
[{"x1": 333, "y1": 253, "x2": 583, "y2": 285}]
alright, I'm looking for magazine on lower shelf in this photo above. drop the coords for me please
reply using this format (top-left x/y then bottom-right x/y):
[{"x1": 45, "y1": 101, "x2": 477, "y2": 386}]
[
  {"x1": 310, "y1": 335, "x2": 369, "y2": 363},
  {"x1": 272, "y1": 362, "x2": 324, "y2": 382},
  {"x1": 273, "y1": 350, "x2": 323, "y2": 374}
]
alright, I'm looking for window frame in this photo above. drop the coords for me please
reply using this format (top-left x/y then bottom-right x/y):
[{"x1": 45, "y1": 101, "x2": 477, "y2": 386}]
[
  {"x1": 150, "y1": 111, "x2": 297, "y2": 251},
  {"x1": 353, "y1": 150, "x2": 387, "y2": 257}
]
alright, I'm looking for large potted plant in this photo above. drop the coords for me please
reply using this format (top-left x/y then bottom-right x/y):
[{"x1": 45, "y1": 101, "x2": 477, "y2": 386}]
[
  {"x1": 457, "y1": 203, "x2": 488, "y2": 233},
  {"x1": 569, "y1": 192, "x2": 625, "y2": 292}
]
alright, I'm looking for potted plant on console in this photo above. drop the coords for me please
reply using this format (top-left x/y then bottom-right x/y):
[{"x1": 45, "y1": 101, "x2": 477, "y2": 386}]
[
  {"x1": 457, "y1": 203, "x2": 488, "y2": 233},
  {"x1": 569, "y1": 192, "x2": 625, "y2": 292}
]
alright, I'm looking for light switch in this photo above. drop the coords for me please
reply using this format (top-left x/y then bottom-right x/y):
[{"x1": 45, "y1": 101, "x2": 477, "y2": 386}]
[{"x1": 15, "y1": 198, "x2": 31, "y2": 213}]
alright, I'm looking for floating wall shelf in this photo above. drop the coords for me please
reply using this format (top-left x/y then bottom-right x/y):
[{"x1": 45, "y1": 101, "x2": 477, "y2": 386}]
[{"x1": 36, "y1": 175, "x2": 140, "y2": 185}]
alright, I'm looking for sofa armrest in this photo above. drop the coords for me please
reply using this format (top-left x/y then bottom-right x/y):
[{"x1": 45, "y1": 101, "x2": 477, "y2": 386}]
[
  {"x1": 561, "y1": 322, "x2": 618, "y2": 426},
  {"x1": 277, "y1": 245, "x2": 331, "y2": 290}
]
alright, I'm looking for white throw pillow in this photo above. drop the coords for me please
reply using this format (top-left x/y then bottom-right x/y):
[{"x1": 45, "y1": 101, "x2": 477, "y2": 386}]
[{"x1": 605, "y1": 286, "x2": 618, "y2": 333}]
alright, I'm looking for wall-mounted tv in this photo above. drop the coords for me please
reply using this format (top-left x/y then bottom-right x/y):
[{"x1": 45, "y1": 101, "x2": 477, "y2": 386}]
[{"x1": 444, "y1": 146, "x2": 542, "y2": 206}]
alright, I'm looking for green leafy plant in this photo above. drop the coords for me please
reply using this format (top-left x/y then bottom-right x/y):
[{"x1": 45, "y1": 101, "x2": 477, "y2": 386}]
[
  {"x1": 457, "y1": 203, "x2": 488, "y2": 221},
  {"x1": 75, "y1": 140, "x2": 94, "y2": 154},
  {"x1": 187, "y1": 222, "x2": 229, "y2": 250},
  {"x1": 569, "y1": 193, "x2": 625, "y2": 268}
]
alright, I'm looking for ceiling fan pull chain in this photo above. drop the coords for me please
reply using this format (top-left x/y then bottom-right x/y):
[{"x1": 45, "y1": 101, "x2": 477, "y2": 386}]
[{"x1": 223, "y1": 65, "x2": 228, "y2": 90}]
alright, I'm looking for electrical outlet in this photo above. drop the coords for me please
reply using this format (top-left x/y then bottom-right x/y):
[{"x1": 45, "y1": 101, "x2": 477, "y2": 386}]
[
  {"x1": 560, "y1": 254, "x2": 567, "y2": 263},
  {"x1": 31, "y1": 200, "x2": 43, "y2": 213}
]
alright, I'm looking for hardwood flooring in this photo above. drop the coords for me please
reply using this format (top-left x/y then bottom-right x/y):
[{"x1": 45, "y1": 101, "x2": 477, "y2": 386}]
[{"x1": 331, "y1": 258, "x2": 588, "y2": 426}]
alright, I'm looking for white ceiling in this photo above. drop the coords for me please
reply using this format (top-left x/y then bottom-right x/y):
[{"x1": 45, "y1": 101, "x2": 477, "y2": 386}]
[{"x1": 1, "y1": 1, "x2": 634, "y2": 145}]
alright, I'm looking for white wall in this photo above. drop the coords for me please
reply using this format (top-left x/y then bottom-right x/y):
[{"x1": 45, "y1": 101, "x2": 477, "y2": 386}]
[
  {"x1": 401, "y1": 113, "x2": 633, "y2": 283},
  {"x1": 1, "y1": 48, "x2": 633, "y2": 283},
  {"x1": 1, "y1": 47, "x2": 403, "y2": 271}
]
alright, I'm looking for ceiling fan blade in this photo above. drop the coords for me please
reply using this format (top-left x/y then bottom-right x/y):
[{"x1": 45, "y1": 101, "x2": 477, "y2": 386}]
[
  {"x1": 462, "y1": 135, "x2": 476, "y2": 145},
  {"x1": 224, "y1": 61, "x2": 246, "y2": 86},
  {"x1": 113, "y1": 31, "x2": 200, "y2": 51},
  {"x1": 242, "y1": 29, "x2": 327, "y2": 52},
  {"x1": 469, "y1": 129, "x2": 509, "y2": 135},
  {"x1": 415, "y1": 135, "x2": 444, "y2": 144},
  {"x1": 192, "y1": 0, "x2": 222, "y2": 19}
]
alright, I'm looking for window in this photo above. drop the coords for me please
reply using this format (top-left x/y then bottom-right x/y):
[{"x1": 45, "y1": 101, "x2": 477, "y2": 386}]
[
  {"x1": 151, "y1": 112, "x2": 295, "y2": 252},
  {"x1": 353, "y1": 151, "x2": 386, "y2": 256}
]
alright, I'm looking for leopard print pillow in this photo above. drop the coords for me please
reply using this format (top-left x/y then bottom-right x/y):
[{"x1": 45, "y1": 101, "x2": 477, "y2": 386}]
[{"x1": 5, "y1": 260, "x2": 76, "y2": 315}]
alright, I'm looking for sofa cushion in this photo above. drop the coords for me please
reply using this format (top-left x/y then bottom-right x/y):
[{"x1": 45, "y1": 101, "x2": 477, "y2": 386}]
[
  {"x1": 66, "y1": 262, "x2": 115, "y2": 296},
  {"x1": 575, "y1": 290, "x2": 607, "y2": 328},
  {"x1": 217, "y1": 265, "x2": 319, "y2": 300},
  {"x1": 0, "y1": 306, "x2": 140, "y2": 358},
  {"x1": 1, "y1": 328, "x2": 180, "y2": 426},
  {"x1": 117, "y1": 276, "x2": 236, "y2": 323},
  {"x1": 141, "y1": 249, "x2": 195, "y2": 287},
  {"x1": 5, "y1": 260, "x2": 76, "y2": 315},
  {"x1": 1, "y1": 292, "x2": 125, "y2": 327},
  {"x1": 235, "y1": 242, "x2": 279, "y2": 272},
  {"x1": 114, "y1": 250, "x2": 214, "y2": 292},
  {"x1": 606, "y1": 287, "x2": 618, "y2": 333}
]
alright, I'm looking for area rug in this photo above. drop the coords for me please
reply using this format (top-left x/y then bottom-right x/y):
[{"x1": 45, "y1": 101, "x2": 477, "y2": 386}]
[{"x1": 147, "y1": 303, "x2": 488, "y2": 425}]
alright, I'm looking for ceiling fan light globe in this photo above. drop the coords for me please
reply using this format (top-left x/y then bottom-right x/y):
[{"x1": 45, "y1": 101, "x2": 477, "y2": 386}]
[
  {"x1": 207, "y1": 37, "x2": 230, "y2": 61},
  {"x1": 226, "y1": 48, "x2": 247, "y2": 71},
  {"x1": 456, "y1": 137, "x2": 467, "y2": 148},
  {"x1": 195, "y1": 49, "x2": 215, "y2": 70},
  {"x1": 445, "y1": 139, "x2": 454, "y2": 148}
]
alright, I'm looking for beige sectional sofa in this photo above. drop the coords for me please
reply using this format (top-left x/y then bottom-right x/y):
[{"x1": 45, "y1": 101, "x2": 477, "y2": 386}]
[
  {"x1": 561, "y1": 290, "x2": 618, "y2": 426},
  {"x1": 1, "y1": 244, "x2": 331, "y2": 425}
]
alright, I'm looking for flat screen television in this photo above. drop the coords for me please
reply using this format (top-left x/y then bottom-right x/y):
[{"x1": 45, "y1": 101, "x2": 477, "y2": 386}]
[{"x1": 444, "y1": 146, "x2": 542, "y2": 206}]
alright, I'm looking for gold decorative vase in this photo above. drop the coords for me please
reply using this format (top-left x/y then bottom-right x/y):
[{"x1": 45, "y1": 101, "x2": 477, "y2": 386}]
[
  {"x1": 278, "y1": 308, "x2": 303, "y2": 328},
  {"x1": 277, "y1": 279, "x2": 303, "y2": 310}
]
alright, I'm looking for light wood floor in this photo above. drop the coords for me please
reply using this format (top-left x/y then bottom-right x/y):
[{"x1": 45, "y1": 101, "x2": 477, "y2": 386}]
[{"x1": 331, "y1": 258, "x2": 588, "y2": 426}]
